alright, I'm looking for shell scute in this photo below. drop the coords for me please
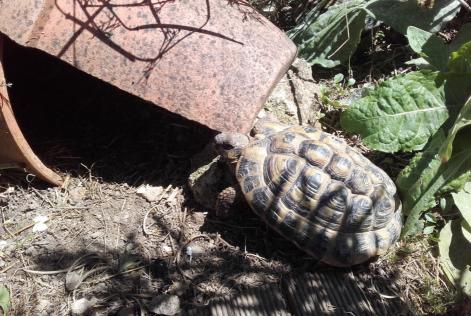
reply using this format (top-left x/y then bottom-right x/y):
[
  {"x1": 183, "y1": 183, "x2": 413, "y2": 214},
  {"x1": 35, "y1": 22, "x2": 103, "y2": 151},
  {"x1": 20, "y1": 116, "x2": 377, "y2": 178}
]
[
  {"x1": 346, "y1": 167, "x2": 373, "y2": 195},
  {"x1": 305, "y1": 226, "x2": 332, "y2": 259},
  {"x1": 237, "y1": 157, "x2": 259, "y2": 178},
  {"x1": 322, "y1": 181, "x2": 349, "y2": 212},
  {"x1": 251, "y1": 187, "x2": 274, "y2": 214},
  {"x1": 263, "y1": 155, "x2": 304, "y2": 194},
  {"x1": 278, "y1": 210, "x2": 299, "y2": 239},
  {"x1": 319, "y1": 132, "x2": 347, "y2": 151},
  {"x1": 366, "y1": 165, "x2": 397, "y2": 195},
  {"x1": 331, "y1": 233, "x2": 375, "y2": 266},
  {"x1": 242, "y1": 175, "x2": 260, "y2": 194},
  {"x1": 269, "y1": 131, "x2": 305, "y2": 154},
  {"x1": 326, "y1": 154, "x2": 353, "y2": 181},
  {"x1": 371, "y1": 185, "x2": 395, "y2": 228},
  {"x1": 297, "y1": 167, "x2": 330, "y2": 202},
  {"x1": 291, "y1": 220, "x2": 311, "y2": 248},
  {"x1": 344, "y1": 195, "x2": 374, "y2": 232},
  {"x1": 299, "y1": 140, "x2": 333, "y2": 168}
]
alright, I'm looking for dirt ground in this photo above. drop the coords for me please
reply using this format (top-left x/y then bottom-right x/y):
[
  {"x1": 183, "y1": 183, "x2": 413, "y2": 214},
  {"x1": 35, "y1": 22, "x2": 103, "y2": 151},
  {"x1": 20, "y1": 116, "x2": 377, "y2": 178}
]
[{"x1": 0, "y1": 35, "x2": 466, "y2": 316}]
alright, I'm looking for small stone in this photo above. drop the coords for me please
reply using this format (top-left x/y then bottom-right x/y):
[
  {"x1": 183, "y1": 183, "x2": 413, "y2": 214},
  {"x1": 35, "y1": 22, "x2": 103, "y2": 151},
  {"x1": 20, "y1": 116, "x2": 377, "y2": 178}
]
[
  {"x1": 184, "y1": 243, "x2": 206, "y2": 262},
  {"x1": 161, "y1": 245, "x2": 173, "y2": 256},
  {"x1": 35, "y1": 299, "x2": 51, "y2": 316},
  {"x1": 4, "y1": 243, "x2": 16, "y2": 255},
  {"x1": 257, "y1": 109, "x2": 267, "y2": 119},
  {"x1": 148, "y1": 294, "x2": 180, "y2": 316},
  {"x1": 69, "y1": 187, "x2": 87, "y2": 204},
  {"x1": 24, "y1": 246, "x2": 36, "y2": 256},
  {"x1": 66, "y1": 270, "x2": 83, "y2": 292},
  {"x1": 71, "y1": 297, "x2": 98, "y2": 316},
  {"x1": 266, "y1": 75, "x2": 297, "y2": 117},
  {"x1": 90, "y1": 231, "x2": 101, "y2": 239},
  {"x1": 113, "y1": 212, "x2": 130, "y2": 224},
  {"x1": 34, "y1": 234, "x2": 57, "y2": 248},
  {"x1": 136, "y1": 185, "x2": 164, "y2": 202},
  {"x1": 0, "y1": 240, "x2": 8, "y2": 251},
  {"x1": 291, "y1": 58, "x2": 314, "y2": 81}
]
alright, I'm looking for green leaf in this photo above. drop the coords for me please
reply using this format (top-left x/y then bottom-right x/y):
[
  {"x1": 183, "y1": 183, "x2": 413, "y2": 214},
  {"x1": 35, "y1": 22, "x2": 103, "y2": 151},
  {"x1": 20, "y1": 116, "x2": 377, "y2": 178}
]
[
  {"x1": 408, "y1": 218, "x2": 426, "y2": 236},
  {"x1": 0, "y1": 285, "x2": 10, "y2": 315},
  {"x1": 423, "y1": 225, "x2": 435, "y2": 235},
  {"x1": 340, "y1": 70, "x2": 448, "y2": 152},
  {"x1": 439, "y1": 219, "x2": 471, "y2": 295},
  {"x1": 397, "y1": 130, "x2": 445, "y2": 216},
  {"x1": 448, "y1": 41, "x2": 471, "y2": 75},
  {"x1": 438, "y1": 170, "x2": 471, "y2": 194},
  {"x1": 367, "y1": 0, "x2": 460, "y2": 34},
  {"x1": 424, "y1": 212, "x2": 437, "y2": 224},
  {"x1": 333, "y1": 73, "x2": 345, "y2": 84},
  {"x1": 452, "y1": 182, "x2": 471, "y2": 227},
  {"x1": 406, "y1": 26, "x2": 448, "y2": 71},
  {"x1": 289, "y1": 1, "x2": 367, "y2": 67},
  {"x1": 440, "y1": 96, "x2": 471, "y2": 161},
  {"x1": 405, "y1": 57, "x2": 431, "y2": 68},
  {"x1": 401, "y1": 134, "x2": 471, "y2": 237}
]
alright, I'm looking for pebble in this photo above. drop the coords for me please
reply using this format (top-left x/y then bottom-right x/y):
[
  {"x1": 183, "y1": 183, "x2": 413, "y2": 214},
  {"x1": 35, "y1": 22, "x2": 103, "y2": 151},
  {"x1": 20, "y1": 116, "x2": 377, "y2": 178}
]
[
  {"x1": 136, "y1": 185, "x2": 164, "y2": 202},
  {"x1": 71, "y1": 297, "x2": 98, "y2": 315},
  {"x1": 66, "y1": 270, "x2": 83, "y2": 292},
  {"x1": 24, "y1": 246, "x2": 37, "y2": 256},
  {"x1": 35, "y1": 299, "x2": 51, "y2": 316},
  {"x1": 68, "y1": 187, "x2": 87, "y2": 204},
  {"x1": 148, "y1": 294, "x2": 180, "y2": 316},
  {"x1": 90, "y1": 231, "x2": 102, "y2": 239}
]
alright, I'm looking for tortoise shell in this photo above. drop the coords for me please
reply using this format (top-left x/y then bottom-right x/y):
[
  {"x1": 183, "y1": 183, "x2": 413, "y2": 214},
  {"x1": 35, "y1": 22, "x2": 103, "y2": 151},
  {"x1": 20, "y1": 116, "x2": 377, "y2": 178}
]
[{"x1": 235, "y1": 122, "x2": 402, "y2": 267}]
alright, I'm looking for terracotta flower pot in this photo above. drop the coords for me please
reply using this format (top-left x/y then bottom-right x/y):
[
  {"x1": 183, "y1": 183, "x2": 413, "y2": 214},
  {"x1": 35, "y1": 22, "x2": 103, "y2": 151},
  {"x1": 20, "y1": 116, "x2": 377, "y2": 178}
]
[
  {"x1": 0, "y1": 34, "x2": 63, "y2": 184},
  {"x1": 0, "y1": 1, "x2": 296, "y2": 185}
]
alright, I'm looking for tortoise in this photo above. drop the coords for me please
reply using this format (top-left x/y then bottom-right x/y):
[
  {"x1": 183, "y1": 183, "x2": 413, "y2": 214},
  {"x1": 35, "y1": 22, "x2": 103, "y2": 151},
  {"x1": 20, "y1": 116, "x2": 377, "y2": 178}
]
[{"x1": 213, "y1": 119, "x2": 402, "y2": 267}]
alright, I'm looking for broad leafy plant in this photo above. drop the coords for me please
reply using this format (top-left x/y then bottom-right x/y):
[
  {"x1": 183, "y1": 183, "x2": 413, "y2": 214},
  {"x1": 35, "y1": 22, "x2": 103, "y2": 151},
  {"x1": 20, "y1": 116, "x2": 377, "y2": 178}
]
[
  {"x1": 289, "y1": 0, "x2": 461, "y2": 67},
  {"x1": 440, "y1": 182, "x2": 471, "y2": 296},
  {"x1": 340, "y1": 25, "x2": 471, "y2": 294}
]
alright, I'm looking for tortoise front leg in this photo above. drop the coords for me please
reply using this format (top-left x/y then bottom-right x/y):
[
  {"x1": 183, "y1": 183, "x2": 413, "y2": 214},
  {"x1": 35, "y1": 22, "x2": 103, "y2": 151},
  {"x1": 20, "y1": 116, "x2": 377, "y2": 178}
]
[{"x1": 214, "y1": 185, "x2": 244, "y2": 219}]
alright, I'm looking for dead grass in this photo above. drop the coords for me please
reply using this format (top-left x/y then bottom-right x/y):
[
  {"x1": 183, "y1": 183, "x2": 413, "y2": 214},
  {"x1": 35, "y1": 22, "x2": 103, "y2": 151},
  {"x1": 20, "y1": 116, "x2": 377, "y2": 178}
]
[{"x1": 372, "y1": 237, "x2": 458, "y2": 315}]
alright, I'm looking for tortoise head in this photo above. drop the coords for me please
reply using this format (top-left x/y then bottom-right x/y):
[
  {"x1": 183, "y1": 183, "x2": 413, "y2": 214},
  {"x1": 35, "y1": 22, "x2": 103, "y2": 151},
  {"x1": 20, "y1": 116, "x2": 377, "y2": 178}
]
[{"x1": 214, "y1": 133, "x2": 250, "y2": 164}]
